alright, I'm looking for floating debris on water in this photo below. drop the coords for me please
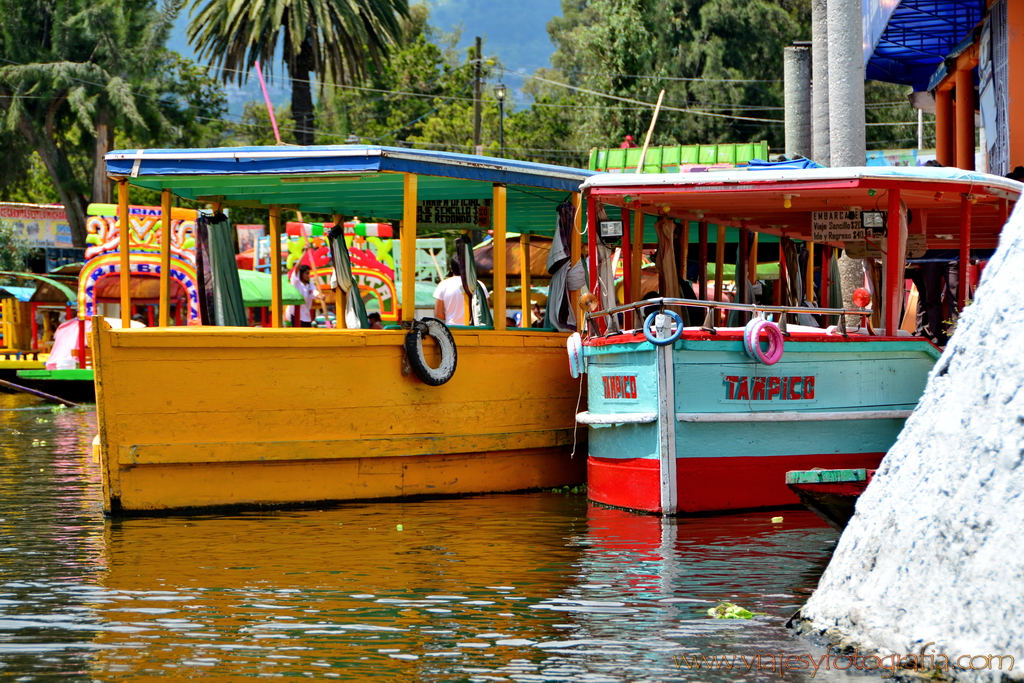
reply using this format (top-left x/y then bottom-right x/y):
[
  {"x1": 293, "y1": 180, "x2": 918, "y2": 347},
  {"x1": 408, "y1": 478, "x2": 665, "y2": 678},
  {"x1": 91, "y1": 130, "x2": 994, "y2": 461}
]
[
  {"x1": 771, "y1": 516, "x2": 784, "y2": 523},
  {"x1": 707, "y1": 602, "x2": 756, "y2": 619}
]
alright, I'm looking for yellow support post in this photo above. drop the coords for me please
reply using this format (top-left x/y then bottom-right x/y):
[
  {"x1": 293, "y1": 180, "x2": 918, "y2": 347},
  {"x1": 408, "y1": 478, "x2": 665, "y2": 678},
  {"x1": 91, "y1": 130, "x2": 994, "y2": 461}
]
[
  {"x1": 631, "y1": 210, "x2": 643, "y2": 299},
  {"x1": 402, "y1": 174, "x2": 418, "y2": 323},
  {"x1": 714, "y1": 224, "x2": 726, "y2": 303},
  {"x1": 158, "y1": 189, "x2": 172, "y2": 327},
  {"x1": 493, "y1": 183, "x2": 507, "y2": 331},
  {"x1": 520, "y1": 232, "x2": 532, "y2": 327},
  {"x1": 269, "y1": 206, "x2": 283, "y2": 328},
  {"x1": 570, "y1": 192, "x2": 582, "y2": 328},
  {"x1": 118, "y1": 180, "x2": 131, "y2": 329}
]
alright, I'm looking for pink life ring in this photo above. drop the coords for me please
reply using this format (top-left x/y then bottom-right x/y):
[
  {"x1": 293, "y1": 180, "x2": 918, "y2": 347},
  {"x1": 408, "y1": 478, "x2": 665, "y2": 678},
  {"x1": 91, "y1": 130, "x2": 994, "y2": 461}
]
[{"x1": 744, "y1": 318, "x2": 784, "y2": 365}]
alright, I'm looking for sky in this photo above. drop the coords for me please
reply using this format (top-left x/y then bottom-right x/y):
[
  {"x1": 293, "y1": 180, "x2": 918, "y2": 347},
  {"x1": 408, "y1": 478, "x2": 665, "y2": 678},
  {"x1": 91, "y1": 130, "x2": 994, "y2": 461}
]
[{"x1": 167, "y1": 0, "x2": 563, "y2": 118}]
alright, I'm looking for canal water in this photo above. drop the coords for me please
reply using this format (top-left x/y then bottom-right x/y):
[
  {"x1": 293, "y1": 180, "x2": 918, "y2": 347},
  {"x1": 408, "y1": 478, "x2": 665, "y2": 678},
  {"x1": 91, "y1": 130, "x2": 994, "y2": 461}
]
[{"x1": 1, "y1": 392, "x2": 873, "y2": 682}]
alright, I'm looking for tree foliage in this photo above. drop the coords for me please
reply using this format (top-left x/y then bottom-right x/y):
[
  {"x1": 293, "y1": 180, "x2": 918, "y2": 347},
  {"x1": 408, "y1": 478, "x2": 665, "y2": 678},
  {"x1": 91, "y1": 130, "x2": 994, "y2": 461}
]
[
  {"x1": 0, "y1": 0, "x2": 226, "y2": 246},
  {"x1": 187, "y1": 0, "x2": 409, "y2": 145}
]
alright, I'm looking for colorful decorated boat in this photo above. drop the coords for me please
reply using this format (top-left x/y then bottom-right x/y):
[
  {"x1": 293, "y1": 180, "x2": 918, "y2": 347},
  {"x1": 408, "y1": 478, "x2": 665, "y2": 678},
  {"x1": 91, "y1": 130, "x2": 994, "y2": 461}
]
[
  {"x1": 93, "y1": 145, "x2": 591, "y2": 514},
  {"x1": 575, "y1": 166, "x2": 1020, "y2": 515}
]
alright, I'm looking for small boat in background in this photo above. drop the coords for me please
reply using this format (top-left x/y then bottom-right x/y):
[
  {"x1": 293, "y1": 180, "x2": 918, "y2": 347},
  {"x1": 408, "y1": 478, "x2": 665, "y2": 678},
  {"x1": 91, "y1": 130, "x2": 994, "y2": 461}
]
[{"x1": 785, "y1": 468, "x2": 874, "y2": 531}]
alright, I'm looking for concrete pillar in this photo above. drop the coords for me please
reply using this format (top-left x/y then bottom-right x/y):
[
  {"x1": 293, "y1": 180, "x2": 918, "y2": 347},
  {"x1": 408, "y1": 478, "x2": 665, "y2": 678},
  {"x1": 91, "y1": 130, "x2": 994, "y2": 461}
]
[
  {"x1": 826, "y1": 0, "x2": 866, "y2": 167},
  {"x1": 784, "y1": 45, "x2": 812, "y2": 159},
  {"x1": 811, "y1": 0, "x2": 830, "y2": 166}
]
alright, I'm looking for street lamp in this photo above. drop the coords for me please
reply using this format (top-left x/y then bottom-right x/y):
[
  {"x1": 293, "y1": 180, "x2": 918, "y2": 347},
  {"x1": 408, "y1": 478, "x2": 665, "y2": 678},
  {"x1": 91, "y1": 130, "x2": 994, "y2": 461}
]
[{"x1": 494, "y1": 83, "x2": 506, "y2": 157}]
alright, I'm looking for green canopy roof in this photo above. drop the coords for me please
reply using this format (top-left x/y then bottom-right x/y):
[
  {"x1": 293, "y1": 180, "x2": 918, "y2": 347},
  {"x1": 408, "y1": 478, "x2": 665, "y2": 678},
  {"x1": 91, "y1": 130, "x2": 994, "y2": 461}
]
[{"x1": 236, "y1": 270, "x2": 304, "y2": 308}]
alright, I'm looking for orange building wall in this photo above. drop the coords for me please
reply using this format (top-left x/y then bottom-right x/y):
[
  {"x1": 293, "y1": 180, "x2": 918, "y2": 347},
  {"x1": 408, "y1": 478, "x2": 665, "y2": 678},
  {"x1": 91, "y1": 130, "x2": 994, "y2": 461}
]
[{"x1": 1008, "y1": 0, "x2": 1024, "y2": 170}]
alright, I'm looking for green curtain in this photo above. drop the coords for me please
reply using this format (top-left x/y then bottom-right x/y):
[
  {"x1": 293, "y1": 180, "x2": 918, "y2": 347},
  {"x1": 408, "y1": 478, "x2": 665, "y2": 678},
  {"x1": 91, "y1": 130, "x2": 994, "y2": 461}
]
[
  {"x1": 473, "y1": 283, "x2": 493, "y2": 326},
  {"x1": 200, "y1": 215, "x2": 247, "y2": 327}
]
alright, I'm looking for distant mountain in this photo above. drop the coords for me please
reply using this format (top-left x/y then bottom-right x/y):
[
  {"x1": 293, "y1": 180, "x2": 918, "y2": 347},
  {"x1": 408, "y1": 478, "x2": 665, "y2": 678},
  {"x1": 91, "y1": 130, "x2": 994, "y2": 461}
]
[{"x1": 166, "y1": 1, "x2": 561, "y2": 117}]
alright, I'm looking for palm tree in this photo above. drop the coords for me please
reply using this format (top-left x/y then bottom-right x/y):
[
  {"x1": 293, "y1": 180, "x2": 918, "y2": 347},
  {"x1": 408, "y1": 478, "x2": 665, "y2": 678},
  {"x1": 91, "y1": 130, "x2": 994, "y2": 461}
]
[{"x1": 188, "y1": 0, "x2": 409, "y2": 146}]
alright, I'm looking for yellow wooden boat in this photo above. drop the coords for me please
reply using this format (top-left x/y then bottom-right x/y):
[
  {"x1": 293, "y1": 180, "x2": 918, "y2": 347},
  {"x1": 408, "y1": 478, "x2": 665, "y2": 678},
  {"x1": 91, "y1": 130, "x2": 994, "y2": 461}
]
[{"x1": 95, "y1": 145, "x2": 591, "y2": 514}]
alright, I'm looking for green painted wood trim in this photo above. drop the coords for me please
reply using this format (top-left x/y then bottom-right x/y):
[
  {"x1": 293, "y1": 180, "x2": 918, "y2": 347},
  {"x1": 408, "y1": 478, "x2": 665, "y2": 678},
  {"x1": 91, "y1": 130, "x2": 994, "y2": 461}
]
[
  {"x1": 16, "y1": 369, "x2": 95, "y2": 380},
  {"x1": 786, "y1": 468, "x2": 868, "y2": 484}
]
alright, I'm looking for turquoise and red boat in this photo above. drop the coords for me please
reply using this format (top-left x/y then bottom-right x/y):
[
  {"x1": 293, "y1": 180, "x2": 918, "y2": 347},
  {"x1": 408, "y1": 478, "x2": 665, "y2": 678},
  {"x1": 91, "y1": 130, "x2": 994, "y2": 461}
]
[{"x1": 575, "y1": 166, "x2": 1020, "y2": 515}]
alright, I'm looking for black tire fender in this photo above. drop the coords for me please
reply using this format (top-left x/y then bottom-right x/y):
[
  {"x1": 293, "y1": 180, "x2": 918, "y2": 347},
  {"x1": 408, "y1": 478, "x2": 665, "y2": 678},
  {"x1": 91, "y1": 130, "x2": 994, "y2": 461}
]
[{"x1": 404, "y1": 318, "x2": 457, "y2": 386}]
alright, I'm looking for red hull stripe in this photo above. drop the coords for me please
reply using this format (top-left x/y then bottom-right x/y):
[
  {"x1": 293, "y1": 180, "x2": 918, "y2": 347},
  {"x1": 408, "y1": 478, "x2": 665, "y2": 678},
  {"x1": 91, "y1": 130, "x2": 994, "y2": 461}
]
[{"x1": 588, "y1": 453, "x2": 886, "y2": 514}]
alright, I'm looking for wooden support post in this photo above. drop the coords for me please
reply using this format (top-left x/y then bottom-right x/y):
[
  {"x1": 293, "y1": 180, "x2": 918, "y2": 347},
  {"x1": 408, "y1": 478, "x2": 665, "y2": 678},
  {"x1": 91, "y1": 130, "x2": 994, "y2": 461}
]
[
  {"x1": 936, "y1": 87, "x2": 954, "y2": 167},
  {"x1": 158, "y1": 189, "x2": 172, "y2": 327},
  {"x1": 748, "y1": 233, "x2": 759, "y2": 286},
  {"x1": 714, "y1": 224, "x2": 725, "y2": 303},
  {"x1": 520, "y1": 232, "x2": 532, "y2": 327},
  {"x1": 679, "y1": 220, "x2": 689, "y2": 288},
  {"x1": 738, "y1": 226, "x2": 749, "y2": 306},
  {"x1": 805, "y1": 240, "x2": 815, "y2": 303},
  {"x1": 587, "y1": 195, "x2": 598, "y2": 300},
  {"x1": 955, "y1": 66, "x2": 976, "y2": 170},
  {"x1": 402, "y1": 174, "x2": 418, "y2": 323},
  {"x1": 332, "y1": 213, "x2": 347, "y2": 329},
  {"x1": 632, "y1": 209, "x2": 643, "y2": 298},
  {"x1": 821, "y1": 246, "x2": 831, "y2": 309},
  {"x1": 776, "y1": 239, "x2": 786, "y2": 306},
  {"x1": 117, "y1": 180, "x2": 131, "y2": 329},
  {"x1": 885, "y1": 189, "x2": 904, "y2": 335},
  {"x1": 269, "y1": 206, "x2": 283, "y2": 328},
  {"x1": 493, "y1": 183, "x2": 507, "y2": 330},
  {"x1": 959, "y1": 193, "x2": 972, "y2": 313},
  {"x1": 698, "y1": 221, "x2": 708, "y2": 299},
  {"x1": 570, "y1": 192, "x2": 582, "y2": 329},
  {"x1": 621, "y1": 207, "x2": 633, "y2": 328}
]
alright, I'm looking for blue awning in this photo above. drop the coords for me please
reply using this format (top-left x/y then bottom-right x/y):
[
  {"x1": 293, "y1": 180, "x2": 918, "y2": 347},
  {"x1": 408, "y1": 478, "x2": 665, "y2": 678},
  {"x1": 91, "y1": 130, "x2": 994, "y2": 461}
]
[
  {"x1": 865, "y1": 0, "x2": 985, "y2": 90},
  {"x1": 0, "y1": 286, "x2": 35, "y2": 302},
  {"x1": 105, "y1": 146, "x2": 595, "y2": 236}
]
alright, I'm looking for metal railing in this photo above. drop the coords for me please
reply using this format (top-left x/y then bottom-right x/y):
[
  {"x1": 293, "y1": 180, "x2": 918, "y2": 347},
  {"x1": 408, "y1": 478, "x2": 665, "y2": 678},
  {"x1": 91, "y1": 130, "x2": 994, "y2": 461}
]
[{"x1": 585, "y1": 296, "x2": 869, "y2": 337}]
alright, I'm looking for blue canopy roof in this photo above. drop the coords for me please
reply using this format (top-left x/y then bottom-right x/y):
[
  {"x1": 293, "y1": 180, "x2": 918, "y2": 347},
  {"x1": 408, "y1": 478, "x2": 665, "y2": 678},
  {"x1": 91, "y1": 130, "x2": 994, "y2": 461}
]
[
  {"x1": 865, "y1": 0, "x2": 985, "y2": 91},
  {"x1": 105, "y1": 145, "x2": 594, "y2": 236}
]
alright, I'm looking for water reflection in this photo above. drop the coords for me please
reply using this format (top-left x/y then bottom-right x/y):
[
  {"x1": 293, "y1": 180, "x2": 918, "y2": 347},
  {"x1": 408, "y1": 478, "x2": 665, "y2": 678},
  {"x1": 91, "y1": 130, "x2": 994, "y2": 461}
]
[{"x1": 0, "y1": 394, "x2": 870, "y2": 681}]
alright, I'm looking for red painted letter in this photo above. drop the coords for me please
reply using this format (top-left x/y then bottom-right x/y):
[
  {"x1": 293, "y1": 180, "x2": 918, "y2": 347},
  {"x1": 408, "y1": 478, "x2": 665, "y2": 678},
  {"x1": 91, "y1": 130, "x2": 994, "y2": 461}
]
[
  {"x1": 751, "y1": 377, "x2": 766, "y2": 400},
  {"x1": 803, "y1": 376, "x2": 815, "y2": 399},
  {"x1": 736, "y1": 377, "x2": 750, "y2": 401},
  {"x1": 768, "y1": 376, "x2": 781, "y2": 400},
  {"x1": 724, "y1": 375, "x2": 740, "y2": 400}
]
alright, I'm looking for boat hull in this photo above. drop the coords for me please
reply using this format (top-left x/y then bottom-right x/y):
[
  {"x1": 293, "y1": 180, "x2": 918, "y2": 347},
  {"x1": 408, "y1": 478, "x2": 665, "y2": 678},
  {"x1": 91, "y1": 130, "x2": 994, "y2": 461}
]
[
  {"x1": 93, "y1": 323, "x2": 585, "y2": 514},
  {"x1": 581, "y1": 330, "x2": 939, "y2": 515}
]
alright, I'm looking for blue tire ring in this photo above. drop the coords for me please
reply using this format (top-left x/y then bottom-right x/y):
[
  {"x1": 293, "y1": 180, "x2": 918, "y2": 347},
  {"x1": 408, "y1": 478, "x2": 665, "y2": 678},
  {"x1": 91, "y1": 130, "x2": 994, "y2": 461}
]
[{"x1": 643, "y1": 310, "x2": 684, "y2": 346}]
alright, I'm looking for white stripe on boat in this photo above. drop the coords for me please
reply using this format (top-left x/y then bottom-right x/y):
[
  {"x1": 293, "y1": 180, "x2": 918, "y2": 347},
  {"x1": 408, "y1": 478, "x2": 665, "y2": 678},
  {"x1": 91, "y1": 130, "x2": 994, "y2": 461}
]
[
  {"x1": 576, "y1": 412, "x2": 658, "y2": 425},
  {"x1": 675, "y1": 410, "x2": 914, "y2": 423}
]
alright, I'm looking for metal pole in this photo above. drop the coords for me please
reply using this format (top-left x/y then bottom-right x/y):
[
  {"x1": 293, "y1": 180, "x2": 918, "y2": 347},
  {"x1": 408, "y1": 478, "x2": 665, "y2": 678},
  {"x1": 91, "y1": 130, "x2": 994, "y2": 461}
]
[
  {"x1": 959, "y1": 194, "x2": 972, "y2": 313},
  {"x1": 827, "y1": 0, "x2": 865, "y2": 167},
  {"x1": 473, "y1": 36, "x2": 482, "y2": 156},
  {"x1": 784, "y1": 44, "x2": 812, "y2": 159},
  {"x1": 499, "y1": 99, "x2": 505, "y2": 157},
  {"x1": 811, "y1": 0, "x2": 830, "y2": 165}
]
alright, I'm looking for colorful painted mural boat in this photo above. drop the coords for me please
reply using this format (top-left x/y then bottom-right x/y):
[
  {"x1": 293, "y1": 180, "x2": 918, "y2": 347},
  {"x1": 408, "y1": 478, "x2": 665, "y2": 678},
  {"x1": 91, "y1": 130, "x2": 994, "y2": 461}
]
[
  {"x1": 93, "y1": 145, "x2": 591, "y2": 515},
  {"x1": 575, "y1": 165, "x2": 1020, "y2": 515}
]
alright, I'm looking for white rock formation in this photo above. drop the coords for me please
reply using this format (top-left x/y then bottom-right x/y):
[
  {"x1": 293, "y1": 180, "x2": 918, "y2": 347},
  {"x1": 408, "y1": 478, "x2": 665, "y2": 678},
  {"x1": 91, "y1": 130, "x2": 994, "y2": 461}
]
[{"x1": 798, "y1": 205, "x2": 1024, "y2": 682}]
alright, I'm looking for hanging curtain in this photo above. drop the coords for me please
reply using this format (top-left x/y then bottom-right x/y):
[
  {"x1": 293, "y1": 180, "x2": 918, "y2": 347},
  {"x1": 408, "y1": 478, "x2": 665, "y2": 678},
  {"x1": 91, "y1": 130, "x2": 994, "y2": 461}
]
[
  {"x1": 195, "y1": 213, "x2": 246, "y2": 327},
  {"x1": 827, "y1": 248, "x2": 843, "y2": 327},
  {"x1": 544, "y1": 201, "x2": 576, "y2": 332},
  {"x1": 328, "y1": 226, "x2": 369, "y2": 329}
]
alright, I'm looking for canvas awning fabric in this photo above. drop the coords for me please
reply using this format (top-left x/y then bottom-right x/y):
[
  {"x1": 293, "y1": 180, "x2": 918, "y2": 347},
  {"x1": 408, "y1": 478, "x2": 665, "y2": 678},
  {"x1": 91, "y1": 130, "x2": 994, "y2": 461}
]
[
  {"x1": 0, "y1": 286, "x2": 35, "y2": 302},
  {"x1": 236, "y1": 269, "x2": 304, "y2": 308},
  {"x1": 105, "y1": 146, "x2": 595, "y2": 237}
]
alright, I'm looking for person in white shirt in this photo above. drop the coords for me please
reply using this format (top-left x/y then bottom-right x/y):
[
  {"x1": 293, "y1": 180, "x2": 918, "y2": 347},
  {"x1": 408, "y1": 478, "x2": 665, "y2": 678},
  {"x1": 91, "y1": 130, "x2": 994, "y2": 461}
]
[
  {"x1": 286, "y1": 264, "x2": 322, "y2": 327},
  {"x1": 433, "y1": 256, "x2": 488, "y2": 325}
]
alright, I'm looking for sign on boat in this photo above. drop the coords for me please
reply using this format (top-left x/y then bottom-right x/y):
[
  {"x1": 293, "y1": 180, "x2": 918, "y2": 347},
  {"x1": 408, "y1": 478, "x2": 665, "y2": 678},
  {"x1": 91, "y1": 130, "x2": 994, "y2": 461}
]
[
  {"x1": 93, "y1": 145, "x2": 594, "y2": 515},
  {"x1": 575, "y1": 165, "x2": 1021, "y2": 516}
]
